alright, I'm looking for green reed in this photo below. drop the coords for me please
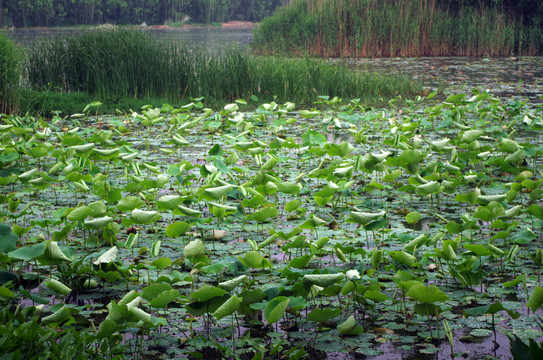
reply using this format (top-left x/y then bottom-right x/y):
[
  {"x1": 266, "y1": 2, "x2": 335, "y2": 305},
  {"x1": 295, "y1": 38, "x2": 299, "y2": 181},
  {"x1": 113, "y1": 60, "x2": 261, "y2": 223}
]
[
  {"x1": 24, "y1": 29, "x2": 420, "y2": 110},
  {"x1": 0, "y1": 32, "x2": 23, "y2": 114},
  {"x1": 252, "y1": 0, "x2": 543, "y2": 57}
]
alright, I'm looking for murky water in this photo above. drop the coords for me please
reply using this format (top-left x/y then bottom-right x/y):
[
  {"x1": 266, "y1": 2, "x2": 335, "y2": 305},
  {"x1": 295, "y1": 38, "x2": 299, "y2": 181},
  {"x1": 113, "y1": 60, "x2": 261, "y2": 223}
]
[
  {"x1": 5, "y1": 26, "x2": 254, "y2": 51},
  {"x1": 342, "y1": 56, "x2": 543, "y2": 101}
]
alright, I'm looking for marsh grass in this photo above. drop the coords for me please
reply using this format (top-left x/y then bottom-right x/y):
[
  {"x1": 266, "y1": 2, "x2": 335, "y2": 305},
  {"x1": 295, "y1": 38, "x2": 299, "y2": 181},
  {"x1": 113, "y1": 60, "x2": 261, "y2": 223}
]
[
  {"x1": 25, "y1": 29, "x2": 419, "y2": 112},
  {"x1": 253, "y1": 0, "x2": 543, "y2": 57},
  {"x1": 0, "y1": 32, "x2": 23, "y2": 114}
]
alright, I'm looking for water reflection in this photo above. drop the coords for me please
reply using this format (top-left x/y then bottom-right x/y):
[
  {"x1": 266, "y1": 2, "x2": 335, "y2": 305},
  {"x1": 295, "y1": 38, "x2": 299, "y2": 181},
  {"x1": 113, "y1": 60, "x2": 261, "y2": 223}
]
[{"x1": 5, "y1": 26, "x2": 254, "y2": 51}]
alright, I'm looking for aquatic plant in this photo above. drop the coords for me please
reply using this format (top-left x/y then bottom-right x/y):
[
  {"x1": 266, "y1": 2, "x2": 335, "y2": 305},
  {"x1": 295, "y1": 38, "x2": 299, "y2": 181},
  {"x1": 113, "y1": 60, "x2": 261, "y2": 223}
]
[
  {"x1": 253, "y1": 0, "x2": 543, "y2": 57},
  {"x1": 0, "y1": 32, "x2": 23, "y2": 114}
]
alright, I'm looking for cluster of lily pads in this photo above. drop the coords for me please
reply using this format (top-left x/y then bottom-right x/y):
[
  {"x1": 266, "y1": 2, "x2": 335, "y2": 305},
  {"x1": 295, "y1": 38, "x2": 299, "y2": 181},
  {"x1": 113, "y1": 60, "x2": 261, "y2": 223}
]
[{"x1": 1, "y1": 91, "x2": 543, "y2": 359}]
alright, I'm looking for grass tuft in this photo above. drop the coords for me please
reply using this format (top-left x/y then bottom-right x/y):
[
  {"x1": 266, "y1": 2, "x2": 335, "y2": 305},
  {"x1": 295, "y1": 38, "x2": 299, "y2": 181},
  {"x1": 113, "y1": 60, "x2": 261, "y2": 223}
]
[
  {"x1": 0, "y1": 32, "x2": 23, "y2": 114},
  {"x1": 21, "y1": 29, "x2": 420, "y2": 115}
]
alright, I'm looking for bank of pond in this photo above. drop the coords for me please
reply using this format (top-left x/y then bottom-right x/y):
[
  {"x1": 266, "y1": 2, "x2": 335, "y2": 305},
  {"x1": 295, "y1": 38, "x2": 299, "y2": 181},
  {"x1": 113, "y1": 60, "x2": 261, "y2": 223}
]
[{"x1": 0, "y1": 29, "x2": 420, "y2": 116}]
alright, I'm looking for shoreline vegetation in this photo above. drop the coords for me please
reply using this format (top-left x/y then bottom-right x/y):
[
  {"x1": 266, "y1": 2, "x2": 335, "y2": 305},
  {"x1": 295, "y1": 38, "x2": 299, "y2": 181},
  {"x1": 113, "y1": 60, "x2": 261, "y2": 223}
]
[
  {"x1": 1, "y1": 29, "x2": 421, "y2": 116},
  {"x1": 252, "y1": 0, "x2": 543, "y2": 58}
]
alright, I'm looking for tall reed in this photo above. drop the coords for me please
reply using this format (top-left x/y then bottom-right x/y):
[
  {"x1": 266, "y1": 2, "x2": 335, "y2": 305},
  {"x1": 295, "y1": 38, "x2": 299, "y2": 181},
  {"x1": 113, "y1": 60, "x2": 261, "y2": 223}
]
[
  {"x1": 26, "y1": 29, "x2": 420, "y2": 107},
  {"x1": 252, "y1": 0, "x2": 543, "y2": 57},
  {"x1": 0, "y1": 32, "x2": 23, "y2": 114}
]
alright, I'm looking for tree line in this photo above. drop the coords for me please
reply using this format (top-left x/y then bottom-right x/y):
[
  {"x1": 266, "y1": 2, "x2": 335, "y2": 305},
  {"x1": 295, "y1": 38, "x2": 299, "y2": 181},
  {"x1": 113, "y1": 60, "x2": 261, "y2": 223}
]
[
  {"x1": 1, "y1": 0, "x2": 540, "y2": 29},
  {"x1": 0, "y1": 0, "x2": 289, "y2": 28}
]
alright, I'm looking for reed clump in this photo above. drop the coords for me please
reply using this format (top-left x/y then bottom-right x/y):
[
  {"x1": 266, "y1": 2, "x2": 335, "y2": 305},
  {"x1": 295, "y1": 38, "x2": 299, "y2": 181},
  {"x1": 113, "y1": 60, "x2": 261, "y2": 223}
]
[
  {"x1": 25, "y1": 29, "x2": 420, "y2": 109},
  {"x1": 0, "y1": 32, "x2": 23, "y2": 114},
  {"x1": 252, "y1": 0, "x2": 543, "y2": 57}
]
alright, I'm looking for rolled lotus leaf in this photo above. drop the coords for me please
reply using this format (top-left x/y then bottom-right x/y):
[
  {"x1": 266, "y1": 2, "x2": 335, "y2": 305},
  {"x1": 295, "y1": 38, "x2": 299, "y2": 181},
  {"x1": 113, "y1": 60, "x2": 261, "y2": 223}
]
[
  {"x1": 45, "y1": 279, "x2": 71, "y2": 295},
  {"x1": 45, "y1": 241, "x2": 71, "y2": 262},
  {"x1": 71, "y1": 143, "x2": 95, "y2": 153},
  {"x1": 214, "y1": 295, "x2": 242, "y2": 320},
  {"x1": 84, "y1": 216, "x2": 113, "y2": 229},
  {"x1": 218, "y1": 275, "x2": 247, "y2": 292},
  {"x1": 93, "y1": 246, "x2": 118, "y2": 265},
  {"x1": 417, "y1": 181, "x2": 440, "y2": 195},
  {"x1": 177, "y1": 205, "x2": 202, "y2": 217},
  {"x1": 303, "y1": 273, "x2": 345, "y2": 288}
]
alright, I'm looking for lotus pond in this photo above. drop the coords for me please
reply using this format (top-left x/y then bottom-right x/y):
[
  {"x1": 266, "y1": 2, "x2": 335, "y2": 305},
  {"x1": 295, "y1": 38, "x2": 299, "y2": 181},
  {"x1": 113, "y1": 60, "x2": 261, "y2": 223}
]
[{"x1": 1, "y1": 91, "x2": 543, "y2": 360}]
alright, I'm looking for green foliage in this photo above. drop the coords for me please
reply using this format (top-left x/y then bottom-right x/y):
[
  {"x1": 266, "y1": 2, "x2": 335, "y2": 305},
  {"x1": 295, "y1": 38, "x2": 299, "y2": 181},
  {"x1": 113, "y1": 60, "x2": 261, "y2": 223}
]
[
  {"x1": 0, "y1": 0, "x2": 283, "y2": 27},
  {"x1": 0, "y1": 32, "x2": 23, "y2": 114},
  {"x1": 20, "y1": 29, "x2": 420, "y2": 112},
  {"x1": 253, "y1": 0, "x2": 543, "y2": 57}
]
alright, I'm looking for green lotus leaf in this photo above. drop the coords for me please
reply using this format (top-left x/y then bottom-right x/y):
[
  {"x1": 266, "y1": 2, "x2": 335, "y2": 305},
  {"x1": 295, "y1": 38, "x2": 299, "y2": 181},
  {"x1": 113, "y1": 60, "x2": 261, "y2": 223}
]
[
  {"x1": 527, "y1": 286, "x2": 543, "y2": 312},
  {"x1": 85, "y1": 216, "x2": 113, "y2": 229},
  {"x1": 218, "y1": 275, "x2": 247, "y2": 292},
  {"x1": 18, "y1": 168, "x2": 38, "y2": 181},
  {"x1": 117, "y1": 196, "x2": 145, "y2": 212},
  {"x1": 157, "y1": 195, "x2": 183, "y2": 210},
  {"x1": 71, "y1": 143, "x2": 95, "y2": 153},
  {"x1": 207, "y1": 201, "x2": 237, "y2": 212},
  {"x1": 303, "y1": 273, "x2": 345, "y2": 288},
  {"x1": 45, "y1": 279, "x2": 72, "y2": 295},
  {"x1": 166, "y1": 221, "x2": 189, "y2": 238},
  {"x1": 177, "y1": 205, "x2": 202, "y2": 217},
  {"x1": 204, "y1": 185, "x2": 234, "y2": 200},
  {"x1": 347, "y1": 211, "x2": 386, "y2": 226},
  {"x1": 277, "y1": 181, "x2": 302, "y2": 195},
  {"x1": 0, "y1": 224, "x2": 17, "y2": 253},
  {"x1": 461, "y1": 129, "x2": 483, "y2": 143},
  {"x1": 67, "y1": 206, "x2": 91, "y2": 221},
  {"x1": 390, "y1": 251, "x2": 416, "y2": 267},
  {"x1": 264, "y1": 296, "x2": 289, "y2": 324},
  {"x1": 41, "y1": 305, "x2": 72, "y2": 324},
  {"x1": 214, "y1": 295, "x2": 242, "y2": 320},
  {"x1": 93, "y1": 246, "x2": 118, "y2": 265},
  {"x1": 307, "y1": 307, "x2": 341, "y2": 323},
  {"x1": 191, "y1": 285, "x2": 226, "y2": 302},
  {"x1": 417, "y1": 181, "x2": 440, "y2": 195},
  {"x1": 45, "y1": 241, "x2": 71, "y2": 262},
  {"x1": 405, "y1": 211, "x2": 422, "y2": 225},
  {"x1": 150, "y1": 289, "x2": 179, "y2": 308},
  {"x1": 93, "y1": 148, "x2": 120, "y2": 157},
  {"x1": 184, "y1": 239, "x2": 205, "y2": 258},
  {"x1": 407, "y1": 284, "x2": 448, "y2": 303},
  {"x1": 131, "y1": 209, "x2": 160, "y2": 224}
]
